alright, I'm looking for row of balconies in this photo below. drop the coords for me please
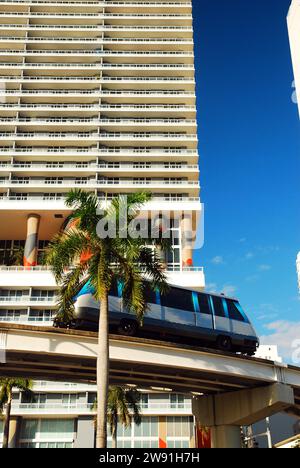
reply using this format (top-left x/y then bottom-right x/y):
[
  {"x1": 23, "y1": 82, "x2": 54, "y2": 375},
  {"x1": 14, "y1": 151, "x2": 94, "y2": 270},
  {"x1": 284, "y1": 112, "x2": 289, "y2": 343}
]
[
  {"x1": 0, "y1": 264, "x2": 204, "y2": 291},
  {"x1": 0, "y1": 161, "x2": 199, "y2": 175},
  {"x1": 0, "y1": 50, "x2": 194, "y2": 56},
  {"x1": 0, "y1": 178, "x2": 200, "y2": 189},
  {"x1": 0, "y1": 62, "x2": 193, "y2": 69},
  {"x1": 0, "y1": 193, "x2": 200, "y2": 203},
  {"x1": 8, "y1": 401, "x2": 192, "y2": 416},
  {"x1": 0, "y1": 89, "x2": 195, "y2": 95},
  {"x1": 0, "y1": 12, "x2": 192, "y2": 17},
  {"x1": 0, "y1": 37, "x2": 193, "y2": 44},
  {"x1": 0, "y1": 63, "x2": 194, "y2": 69},
  {"x1": 0, "y1": 2, "x2": 192, "y2": 12},
  {"x1": 0, "y1": 295, "x2": 57, "y2": 305},
  {"x1": 0, "y1": 147, "x2": 198, "y2": 155},
  {"x1": 0, "y1": 0, "x2": 192, "y2": 6},
  {"x1": 0, "y1": 24, "x2": 193, "y2": 31},
  {"x1": 0, "y1": 118, "x2": 197, "y2": 126},
  {"x1": 0, "y1": 103, "x2": 196, "y2": 111},
  {"x1": 0, "y1": 76, "x2": 194, "y2": 83},
  {"x1": 0, "y1": 131, "x2": 197, "y2": 138}
]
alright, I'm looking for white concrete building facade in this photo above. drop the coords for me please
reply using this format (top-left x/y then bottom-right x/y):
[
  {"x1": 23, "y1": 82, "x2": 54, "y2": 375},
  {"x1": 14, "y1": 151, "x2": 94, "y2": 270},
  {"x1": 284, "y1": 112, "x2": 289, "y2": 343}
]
[
  {"x1": 0, "y1": 0, "x2": 204, "y2": 326},
  {"x1": 0, "y1": 0, "x2": 204, "y2": 449},
  {"x1": 288, "y1": 0, "x2": 300, "y2": 117}
]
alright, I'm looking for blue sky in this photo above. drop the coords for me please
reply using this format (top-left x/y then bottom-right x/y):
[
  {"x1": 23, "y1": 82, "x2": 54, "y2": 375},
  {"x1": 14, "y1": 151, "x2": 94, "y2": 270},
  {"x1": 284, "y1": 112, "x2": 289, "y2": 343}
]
[{"x1": 192, "y1": 0, "x2": 300, "y2": 361}]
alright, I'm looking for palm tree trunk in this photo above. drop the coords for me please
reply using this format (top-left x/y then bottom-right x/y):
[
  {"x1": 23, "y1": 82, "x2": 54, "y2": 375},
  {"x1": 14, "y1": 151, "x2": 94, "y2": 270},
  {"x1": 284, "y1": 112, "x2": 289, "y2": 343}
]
[
  {"x1": 96, "y1": 292, "x2": 109, "y2": 449},
  {"x1": 112, "y1": 422, "x2": 117, "y2": 449},
  {"x1": 2, "y1": 394, "x2": 12, "y2": 449}
]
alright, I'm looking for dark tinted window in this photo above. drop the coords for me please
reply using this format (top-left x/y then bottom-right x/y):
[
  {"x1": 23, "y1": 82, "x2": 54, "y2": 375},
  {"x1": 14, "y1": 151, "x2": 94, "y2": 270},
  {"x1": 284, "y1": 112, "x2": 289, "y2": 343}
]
[
  {"x1": 198, "y1": 294, "x2": 212, "y2": 315},
  {"x1": 161, "y1": 288, "x2": 194, "y2": 312},
  {"x1": 212, "y1": 296, "x2": 226, "y2": 317},
  {"x1": 109, "y1": 280, "x2": 119, "y2": 297},
  {"x1": 144, "y1": 283, "x2": 158, "y2": 305},
  {"x1": 227, "y1": 300, "x2": 245, "y2": 322}
]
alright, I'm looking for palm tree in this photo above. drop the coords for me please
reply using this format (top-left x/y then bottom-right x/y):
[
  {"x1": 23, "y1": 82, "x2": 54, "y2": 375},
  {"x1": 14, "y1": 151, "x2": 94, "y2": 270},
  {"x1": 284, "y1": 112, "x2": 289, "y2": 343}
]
[
  {"x1": 45, "y1": 190, "x2": 169, "y2": 448},
  {"x1": 93, "y1": 387, "x2": 141, "y2": 448},
  {"x1": 0, "y1": 378, "x2": 33, "y2": 449}
]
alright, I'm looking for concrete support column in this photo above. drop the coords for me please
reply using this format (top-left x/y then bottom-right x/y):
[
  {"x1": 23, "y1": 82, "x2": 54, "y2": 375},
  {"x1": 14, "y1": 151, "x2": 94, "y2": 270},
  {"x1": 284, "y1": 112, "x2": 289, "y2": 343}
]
[
  {"x1": 8, "y1": 416, "x2": 21, "y2": 448},
  {"x1": 24, "y1": 214, "x2": 40, "y2": 267},
  {"x1": 192, "y1": 384, "x2": 295, "y2": 449},
  {"x1": 211, "y1": 426, "x2": 242, "y2": 449},
  {"x1": 158, "y1": 416, "x2": 167, "y2": 449},
  {"x1": 180, "y1": 214, "x2": 193, "y2": 267}
]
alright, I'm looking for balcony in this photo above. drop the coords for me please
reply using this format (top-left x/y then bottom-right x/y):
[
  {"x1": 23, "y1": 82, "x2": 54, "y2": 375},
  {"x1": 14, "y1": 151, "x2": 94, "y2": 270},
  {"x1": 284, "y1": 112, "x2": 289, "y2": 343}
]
[
  {"x1": 0, "y1": 265, "x2": 205, "y2": 291},
  {"x1": 10, "y1": 400, "x2": 192, "y2": 417},
  {"x1": 2, "y1": 179, "x2": 200, "y2": 194},
  {"x1": 0, "y1": 296, "x2": 57, "y2": 306},
  {"x1": 0, "y1": 162, "x2": 199, "y2": 175},
  {"x1": 10, "y1": 402, "x2": 95, "y2": 416}
]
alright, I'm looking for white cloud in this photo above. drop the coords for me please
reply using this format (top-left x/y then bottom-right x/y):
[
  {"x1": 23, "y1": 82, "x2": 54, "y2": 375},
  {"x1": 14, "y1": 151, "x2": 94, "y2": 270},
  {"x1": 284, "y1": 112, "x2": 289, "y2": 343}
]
[
  {"x1": 205, "y1": 283, "x2": 218, "y2": 293},
  {"x1": 256, "y1": 303, "x2": 279, "y2": 321},
  {"x1": 245, "y1": 252, "x2": 254, "y2": 260},
  {"x1": 258, "y1": 264, "x2": 271, "y2": 272},
  {"x1": 245, "y1": 274, "x2": 260, "y2": 282},
  {"x1": 260, "y1": 320, "x2": 300, "y2": 363},
  {"x1": 211, "y1": 256, "x2": 224, "y2": 265},
  {"x1": 221, "y1": 284, "x2": 237, "y2": 296}
]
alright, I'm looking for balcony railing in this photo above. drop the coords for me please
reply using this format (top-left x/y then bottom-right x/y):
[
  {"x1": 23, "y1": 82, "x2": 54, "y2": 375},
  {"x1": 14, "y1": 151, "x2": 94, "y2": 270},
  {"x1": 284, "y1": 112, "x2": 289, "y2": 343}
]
[
  {"x1": 10, "y1": 400, "x2": 192, "y2": 414},
  {"x1": 0, "y1": 265, "x2": 203, "y2": 273},
  {"x1": 3, "y1": 179, "x2": 199, "y2": 187},
  {"x1": 0, "y1": 296, "x2": 57, "y2": 303},
  {"x1": 0, "y1": 163, "x2": 198, "y2": 171}
]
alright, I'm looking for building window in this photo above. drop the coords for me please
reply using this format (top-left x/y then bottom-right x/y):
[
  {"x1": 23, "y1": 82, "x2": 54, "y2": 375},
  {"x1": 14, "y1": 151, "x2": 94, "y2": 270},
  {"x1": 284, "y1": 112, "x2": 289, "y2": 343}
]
[
  {"x1": 134, "y1": 416, "x2": 159, "y2": 439},
  {"x1": 166, "y1": 416, "x2": 193, "y2": 448},
  {"x1": 20, "y1": 419, "x2": 75, "y2": 449},
  {"x1": 170, "y1": 394, "x2": 185, "y2": 409}
]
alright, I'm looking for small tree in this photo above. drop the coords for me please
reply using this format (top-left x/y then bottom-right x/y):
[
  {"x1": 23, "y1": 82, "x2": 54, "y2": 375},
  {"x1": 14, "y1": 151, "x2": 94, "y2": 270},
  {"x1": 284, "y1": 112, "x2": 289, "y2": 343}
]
[
  {"x1": 108, "y1": 387, "x2": 141, "y2": 448},
  {"x1": 0, "y1": 378, "x2": 33, "y2": 449}
]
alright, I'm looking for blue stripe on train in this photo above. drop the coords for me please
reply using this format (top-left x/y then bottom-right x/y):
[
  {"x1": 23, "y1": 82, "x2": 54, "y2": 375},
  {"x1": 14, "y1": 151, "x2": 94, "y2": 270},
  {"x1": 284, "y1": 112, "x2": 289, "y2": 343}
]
[{"x1": 74, "y1": 280, "x2": 96, "y2": 301}]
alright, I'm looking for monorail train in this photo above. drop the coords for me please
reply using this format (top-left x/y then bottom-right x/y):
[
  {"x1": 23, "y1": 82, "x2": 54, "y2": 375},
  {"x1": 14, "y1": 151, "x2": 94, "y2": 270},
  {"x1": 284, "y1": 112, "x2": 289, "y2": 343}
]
[{"x1": 55, "y1": 281, "x2": 259, "y2": 355}]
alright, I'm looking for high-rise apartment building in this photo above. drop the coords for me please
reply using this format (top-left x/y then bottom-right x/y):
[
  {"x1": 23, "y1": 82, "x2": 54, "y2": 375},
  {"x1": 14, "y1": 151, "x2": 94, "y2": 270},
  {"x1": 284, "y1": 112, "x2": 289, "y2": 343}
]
[
  {"x1": 288, "y1": 0, "x2": 300, "y2": 117},
  {"x1": 0, "y1": 0, "x2": 204, "y2": 449},
  {"x1": 0, "y1": 0, "x2": 204, "y2": 322}
]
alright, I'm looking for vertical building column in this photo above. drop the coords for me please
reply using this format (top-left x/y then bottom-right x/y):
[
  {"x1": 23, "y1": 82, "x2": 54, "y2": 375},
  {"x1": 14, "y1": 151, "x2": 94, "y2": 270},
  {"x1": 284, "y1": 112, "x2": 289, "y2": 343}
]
[
  {"x1": 210, "y1": 426, "x2": 242, "y2": 449},
  {"x1": 8, "y1": 416, "x2": 21, "y2": 448},
  {"x1": 180, "y1": 214, "x2": 194, "y2": 268},
  {"x1": 24, "y1": 214, "x2": 40, "y2": 267},
  {"x1": 158, "y1": 416, "x2": 167, "y2": 449}
]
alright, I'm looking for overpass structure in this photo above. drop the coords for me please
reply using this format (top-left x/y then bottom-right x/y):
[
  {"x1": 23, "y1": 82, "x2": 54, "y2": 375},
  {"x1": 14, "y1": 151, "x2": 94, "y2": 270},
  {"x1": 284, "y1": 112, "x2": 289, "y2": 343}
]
[{"x1": 0, "y1": 323, "x2": 300, "y2": 448}]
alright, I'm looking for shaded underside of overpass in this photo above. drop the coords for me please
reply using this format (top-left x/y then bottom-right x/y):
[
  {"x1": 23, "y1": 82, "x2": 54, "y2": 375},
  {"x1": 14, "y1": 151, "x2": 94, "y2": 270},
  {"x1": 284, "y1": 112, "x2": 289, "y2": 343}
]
[{"x1": 0, "y1": 323, "x2": 300, "y2": 407}]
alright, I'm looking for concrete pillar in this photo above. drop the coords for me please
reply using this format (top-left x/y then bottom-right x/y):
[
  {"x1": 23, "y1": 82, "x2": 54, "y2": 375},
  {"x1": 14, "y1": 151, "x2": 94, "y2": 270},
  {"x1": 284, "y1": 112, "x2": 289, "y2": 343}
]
[
  {"x1": 24, "y1": 214, "x2": 40, "y2": 267},
  {"x1": 180, "y1": 214, "x2": 193, "y2": 267},
  {"x1": 74, "y1": 416, "x2": 95, "y2": 448},
  {"x1": 8, "y1": 416, "x2": 21, "y2": 448},
  {"x1": 211, "y1": 426, "x2": 242, "y2": 449},
  {"x1": 158, "y1": 416, "x2": 167, "y2": 449},
  {"x1": 192, "y1": 384, "x2": 295, "y2": 449}
]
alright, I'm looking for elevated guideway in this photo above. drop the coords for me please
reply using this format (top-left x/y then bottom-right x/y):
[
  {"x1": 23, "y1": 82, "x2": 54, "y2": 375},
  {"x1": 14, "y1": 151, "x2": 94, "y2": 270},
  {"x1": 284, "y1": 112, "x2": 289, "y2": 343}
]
[
  {"x1": 0, "y1": 323, "x2": 299, "y2": 448},
  {"x1": 0, "y1": 323, "x2": 299, "y2": 397}
]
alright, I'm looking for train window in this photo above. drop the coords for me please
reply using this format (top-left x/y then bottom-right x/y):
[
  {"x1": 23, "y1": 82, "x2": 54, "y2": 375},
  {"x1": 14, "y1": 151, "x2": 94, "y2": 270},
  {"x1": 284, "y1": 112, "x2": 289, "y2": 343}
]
[
  {"x1": 144, "y1": 283, "x2": 158, "y2": 305},
  {"x1": 227, "y1": 300, "x2": 245, "y2": 322},
  {"x1": 161, "y1": 288, "x2": 194, "y2": 312},
  {"x1": 212, "y1": 296, "x2": 226, "y2": 317},
  {"x1": 109, "y1": 280, "x2": 119, "y2": 297},
  {"x1": 198, "y1": 294, "x2": 212, "y2": 315}
]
